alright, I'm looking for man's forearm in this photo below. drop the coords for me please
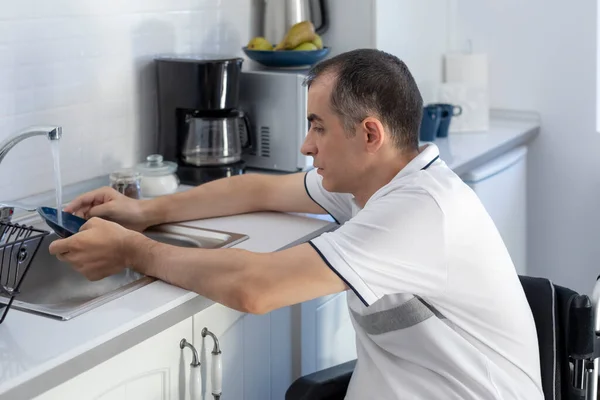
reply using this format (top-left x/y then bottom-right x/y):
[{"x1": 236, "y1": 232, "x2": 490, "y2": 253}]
[
  {"x1": 128, "y1": 233, "x2": 263, "y2": 313},
  {"x1": 141, "y1": 174, "x2": 270, "y2": 226}
]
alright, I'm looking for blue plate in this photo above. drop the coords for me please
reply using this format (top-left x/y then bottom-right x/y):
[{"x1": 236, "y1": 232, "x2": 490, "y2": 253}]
[
  {"x1": 37, "y1": 207, "x2": 87, "y2": 238},
  {"x1": 242, "y1": 47, "x2": 330, "y2": 68}
]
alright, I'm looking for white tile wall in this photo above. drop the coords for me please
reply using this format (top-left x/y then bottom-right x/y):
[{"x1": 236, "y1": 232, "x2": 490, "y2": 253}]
[{"x1": 0, "y1": 0, "x2": 252, "y2": 201}]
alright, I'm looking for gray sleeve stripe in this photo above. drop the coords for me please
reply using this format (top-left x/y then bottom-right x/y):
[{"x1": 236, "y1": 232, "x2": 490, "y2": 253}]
[{"x1": 351, "y1": 297, "x2": 435, "y2": 335}]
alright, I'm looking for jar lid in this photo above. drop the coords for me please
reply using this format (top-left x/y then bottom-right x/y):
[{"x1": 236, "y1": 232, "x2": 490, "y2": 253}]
[
  {"x1": 135, "y1": 154, "x2": 178, "y2": 177},
  {"x1": 110, "y1": 168, "x2": 141, "y2": 183}
]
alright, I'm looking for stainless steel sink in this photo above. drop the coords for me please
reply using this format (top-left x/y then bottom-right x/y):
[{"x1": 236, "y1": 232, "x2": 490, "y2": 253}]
[{"x1": 0, "y1": 217, "x2": 249, "y2": 320}]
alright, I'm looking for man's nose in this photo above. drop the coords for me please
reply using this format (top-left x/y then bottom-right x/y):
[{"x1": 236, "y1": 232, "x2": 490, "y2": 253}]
[
  {"x1": 301, "y1": 133, "x2": 317, "y2": 156},
  {"x1": 301, "y1": 129, "x2": 319, "y2": 156}
]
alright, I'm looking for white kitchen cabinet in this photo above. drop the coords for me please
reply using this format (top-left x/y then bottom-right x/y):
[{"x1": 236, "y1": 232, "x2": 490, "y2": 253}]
[
  {"x1": 32, "y1": 303, "x2": 292, "y2": 400},
  {"x1": 34, "y1": 318, "x2": 195, "y2": 400},
  {"x1": 462, "y1": 146, "x2": 529, "y2": 275},
  {"x1": 299, "y1": 291, "x2": 356, "y2": 376},
  {"x1": 192, "y1": 304, "x2": 245, "y2": 399},
  {"x1": 192, "y1": 304, "x2": 291, "y2": 400},
  {"x1": 31, "y1": 295, "x2": 351, "y2": 400}
]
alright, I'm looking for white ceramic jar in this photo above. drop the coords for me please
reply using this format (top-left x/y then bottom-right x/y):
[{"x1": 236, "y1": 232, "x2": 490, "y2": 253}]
[{"x1": 135, "y1": 154, "x2": 180, "y2": 198}]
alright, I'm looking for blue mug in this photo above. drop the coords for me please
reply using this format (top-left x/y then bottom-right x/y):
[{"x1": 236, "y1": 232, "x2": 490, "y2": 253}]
[
  {"x1": 431, "y1": 103, "x2": 462, "y2": 138},
  {"x1": 419, "y1": 105, "x2": 442, "y2": 142}
]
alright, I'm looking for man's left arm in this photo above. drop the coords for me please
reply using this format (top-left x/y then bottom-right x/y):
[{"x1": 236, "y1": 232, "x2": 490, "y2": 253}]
[
  {"x1": 49, "y1": 217, "x2": 349, "y2": 314},
  {"x1": 132, "y1": 236, "x2": 348, "y2": 314}
]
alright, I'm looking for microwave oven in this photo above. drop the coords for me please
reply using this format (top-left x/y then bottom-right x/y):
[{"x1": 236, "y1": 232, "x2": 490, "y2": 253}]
[{"x1": 239, "y1": 69, "x2": 312, "y2": 172}]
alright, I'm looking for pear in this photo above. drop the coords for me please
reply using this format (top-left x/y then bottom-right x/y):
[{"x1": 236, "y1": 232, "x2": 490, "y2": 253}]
[
  {"x1": 247, "y1": 36, "x2": 273, "y2": 51},
  {"x1": 275, "y1": 21, "x2": 317, "y2": 51},
  {"x1": 312, "y1": 34, "x2": 323, "y2": 50},
  {"x1": 293, "y1": 42, "x2": 318, "y2": 51}
]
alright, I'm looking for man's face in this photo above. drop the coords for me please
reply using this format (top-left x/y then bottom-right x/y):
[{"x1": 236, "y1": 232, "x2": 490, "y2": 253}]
[{"x1": 301, "y1": 75, "x2": 365, "y2": 193}]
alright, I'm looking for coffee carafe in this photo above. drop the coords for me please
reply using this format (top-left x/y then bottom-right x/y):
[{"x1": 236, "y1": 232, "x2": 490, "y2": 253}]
[
  {"x1": 262, "y1": 0, "x2": 329, "y2": 46},
  {"x1": 180, "y1": 110, "x2": 251, "y2": 166},
  {"x1": 155, "y1": 55, "x2": 252, "y2": 185}
]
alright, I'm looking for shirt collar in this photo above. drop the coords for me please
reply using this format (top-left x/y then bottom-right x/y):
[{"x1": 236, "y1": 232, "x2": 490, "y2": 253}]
[
  {"x1": 351, "y1": 144, "x2": 441, "y2": 210},
  {"x1": 395, "y1": 143, "x2": 441, "y2": 179}
]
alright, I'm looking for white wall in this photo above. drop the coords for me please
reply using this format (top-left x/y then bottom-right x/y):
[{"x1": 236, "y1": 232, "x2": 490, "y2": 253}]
[
  {"x1": 319, "y1": 0, "x2": 375, "y2": 58},
  {"x1": 321, "y1": 0, "x2": 450, "y2": 104},
  {"x1": 454, "y1": 0, "x2": 600, "y2": 294},
  {"x1": 374, "y1": 0, "x2": 450, "y2": 104},
  {"x1": 0, "y1": 0, "x2": 252, "y2": 201}
]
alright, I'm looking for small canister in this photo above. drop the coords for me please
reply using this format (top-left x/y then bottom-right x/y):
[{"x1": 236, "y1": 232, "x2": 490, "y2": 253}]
[
  {"x1": 135, "y1": 154, "x2": 180, "y2": 198},
  {"x1": 110, "y1": 169, "x2": 142, "y2": 199}
]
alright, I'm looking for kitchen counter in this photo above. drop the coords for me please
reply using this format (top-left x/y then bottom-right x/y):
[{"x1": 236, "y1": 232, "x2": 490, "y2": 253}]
[
  {"x1": 432, "y1": 109, "x2": 540, "y2": 176},
  {"x1": 0, "y1": 109, "x2": 540, "y2": 399},
  {"x1": 0, "y1": 212, "x2": 335, "y2": 400}
]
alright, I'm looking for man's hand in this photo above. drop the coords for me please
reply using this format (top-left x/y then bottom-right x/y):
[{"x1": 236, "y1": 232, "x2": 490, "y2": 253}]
[
  {"x1": 48, "y1": 217, "x2": 145, "y2": 281},
  {"x1": 64, "y1": 187, "x2": 153, "y2": 232}
]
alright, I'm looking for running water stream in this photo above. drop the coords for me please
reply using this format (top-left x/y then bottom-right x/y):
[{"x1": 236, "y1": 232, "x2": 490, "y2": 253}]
[{"x1": 51, "y1": 140, "x2": 62, "y2": 226}]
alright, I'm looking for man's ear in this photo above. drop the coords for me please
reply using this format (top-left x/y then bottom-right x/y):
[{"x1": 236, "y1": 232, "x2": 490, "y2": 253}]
[{"x1": 361, "y1": 117, "x2": 386, "y2": 153}]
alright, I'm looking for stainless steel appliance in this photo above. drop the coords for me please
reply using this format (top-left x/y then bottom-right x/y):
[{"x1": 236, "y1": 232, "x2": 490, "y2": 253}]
[
  {"x1": 261, "y1": 0, "x2": 329, "y2": 46},
  {"x1": 239, "y1": 69, "x2": 312, "y2": 172},
  {"x1": 155, "y1": 55, "x2": 249, "y2": 185}
]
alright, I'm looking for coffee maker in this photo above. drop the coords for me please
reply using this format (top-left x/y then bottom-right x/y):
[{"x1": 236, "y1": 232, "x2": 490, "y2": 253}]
[{"x1": 155, "y1": 55, "x2": 251, "y2": 186}]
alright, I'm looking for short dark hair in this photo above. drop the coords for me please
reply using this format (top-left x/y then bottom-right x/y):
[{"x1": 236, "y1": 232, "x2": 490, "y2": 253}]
[{"x1": 303, "y1": 49, "x2": 423, "y2": 150}]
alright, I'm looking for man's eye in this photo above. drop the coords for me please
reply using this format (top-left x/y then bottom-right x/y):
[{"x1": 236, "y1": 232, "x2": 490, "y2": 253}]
[{"x1": 313, "y1": 126, "x2": 324, "y2": 133}]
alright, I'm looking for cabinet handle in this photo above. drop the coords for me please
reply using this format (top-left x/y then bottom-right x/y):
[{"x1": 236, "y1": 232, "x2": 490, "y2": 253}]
[
  {"x1": 202, "y1": 327, "x2": 223, "y2": 399},
  {"x1": 190, "y1": 363, "x2": 202, "y2": 400},
  {"x1": 180, "y1": 338, "x2": 202, "y2": 399}
]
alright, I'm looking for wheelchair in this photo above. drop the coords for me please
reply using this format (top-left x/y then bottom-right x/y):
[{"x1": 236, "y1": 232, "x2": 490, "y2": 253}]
[{"x1": 285, "y1": 276, "x2": 600, "y2": 400}]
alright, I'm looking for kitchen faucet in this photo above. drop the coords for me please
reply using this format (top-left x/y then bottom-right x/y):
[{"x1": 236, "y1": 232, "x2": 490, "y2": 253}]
[{"x1": 0, "y1": 126, "x2": 63, "y2": 223}]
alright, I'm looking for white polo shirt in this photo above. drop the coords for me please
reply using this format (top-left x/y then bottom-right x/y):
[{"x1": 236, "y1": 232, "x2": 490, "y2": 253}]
[{"x1": 305, "y1": 144, "x2": 543, "y2": 400}]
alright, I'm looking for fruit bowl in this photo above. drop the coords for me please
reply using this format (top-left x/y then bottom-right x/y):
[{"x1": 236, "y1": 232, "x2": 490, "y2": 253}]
[{"x1": 242, "y1": 47, "x2": 331, "y2": 68}]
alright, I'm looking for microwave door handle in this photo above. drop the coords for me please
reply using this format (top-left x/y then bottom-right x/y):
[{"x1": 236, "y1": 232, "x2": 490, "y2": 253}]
[{"x1": 242, "y1": 113, "x2": 253, "y2": 151}]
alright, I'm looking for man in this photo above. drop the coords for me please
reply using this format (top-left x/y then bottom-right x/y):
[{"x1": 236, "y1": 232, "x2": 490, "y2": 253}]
[{"x1": 49, "y1": 49, "x2": 543, "y2": 399}]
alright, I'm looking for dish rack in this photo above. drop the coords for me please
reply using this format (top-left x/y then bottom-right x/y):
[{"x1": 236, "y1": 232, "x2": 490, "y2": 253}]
[{"x1": 0, "y1": 222, "x2": 49, "y2": 324}]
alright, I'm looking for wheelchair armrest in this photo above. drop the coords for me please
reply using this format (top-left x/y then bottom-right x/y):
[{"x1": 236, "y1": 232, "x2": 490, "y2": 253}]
[{"x1": 285, "y1": 359, "x2": 357, "y2": 400}]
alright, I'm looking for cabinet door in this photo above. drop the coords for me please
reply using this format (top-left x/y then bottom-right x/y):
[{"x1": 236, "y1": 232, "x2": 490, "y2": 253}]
[
  {"x1": 299, "y1": 291, "x2": 356, "y2": 376},
  {"x1": 35, "y1": 318, "x2": 194, "y2": 400},
  {"x1": 193, "y1": 304, "x2": 284, "y2": 400}
]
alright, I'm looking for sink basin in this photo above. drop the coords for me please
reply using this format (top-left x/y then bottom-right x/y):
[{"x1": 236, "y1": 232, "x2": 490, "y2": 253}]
[{"x1": 0, "y1": 217, "x2": 249, "y2": 320}]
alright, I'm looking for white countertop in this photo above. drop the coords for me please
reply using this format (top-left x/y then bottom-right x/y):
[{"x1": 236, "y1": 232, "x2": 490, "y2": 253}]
[
  {"x1": 0, "y1": 109, "x2": 540, "y2": 399},
  {"x1": 0, "y1": 212, "x2": 335, "y2": 400},
  {"x1": 431, "y1": 109, "x2": 540, "y2": 176}
]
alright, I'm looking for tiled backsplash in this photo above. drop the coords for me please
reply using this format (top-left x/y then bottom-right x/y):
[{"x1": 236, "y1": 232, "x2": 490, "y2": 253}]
[{"x1": 0, "y1": 0, "x2": 252, "y2": 201}]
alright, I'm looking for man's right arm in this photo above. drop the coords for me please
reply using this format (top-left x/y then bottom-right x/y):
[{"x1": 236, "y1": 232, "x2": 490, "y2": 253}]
[{"x1": 144, "y1": 172, "x2": 327, "y2": 226}]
